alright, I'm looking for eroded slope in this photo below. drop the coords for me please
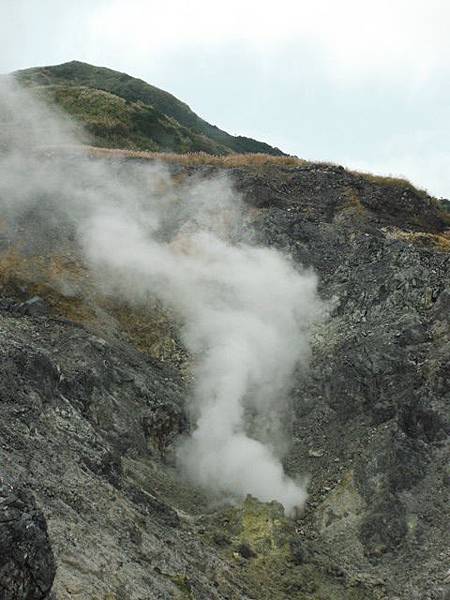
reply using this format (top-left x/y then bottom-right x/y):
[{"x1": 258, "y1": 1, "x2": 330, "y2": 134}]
[{"x1": 1, "y1": 159, "x2": 449, "y2": 599}]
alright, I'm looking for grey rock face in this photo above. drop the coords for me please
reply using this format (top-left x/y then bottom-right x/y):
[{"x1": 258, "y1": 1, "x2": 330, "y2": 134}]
[
  {"x1": 0, "y1": 479, "x2": 55, "y2": 599},
  {"x1": 233, "y1": 163, "x2": 449, "y2": 598},
  {"x1": 0, "y1": 161, "x2": 448, "y2": 599}
]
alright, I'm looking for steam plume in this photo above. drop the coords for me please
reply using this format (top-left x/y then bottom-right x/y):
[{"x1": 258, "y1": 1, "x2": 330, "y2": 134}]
[{"x1": 0, "y1": 77, "x2": 321, "y2": 513}]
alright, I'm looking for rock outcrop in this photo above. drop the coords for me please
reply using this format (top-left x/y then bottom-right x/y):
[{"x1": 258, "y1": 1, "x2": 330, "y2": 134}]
[
  {"x1": 0, "y1": 479, "x2": 55, "y2": 599},
  {"x1": 0, "y1": 160, "x2": 448, "y2": 599}
]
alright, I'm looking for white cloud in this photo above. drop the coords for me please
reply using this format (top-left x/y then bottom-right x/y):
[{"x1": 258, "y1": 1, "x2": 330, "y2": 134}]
[
  {"x1": 340, "y1": 125, "x2": 450, "y2": 198},
  {"x1": 346, "y1": 151, "x2": 450, "y2": 199},
  {"x1": 2, "y1": 1, "x2": 450, "y2": 196},
  {"x1": 89, "y1": 0, "x2": 450, "y2": 81}
]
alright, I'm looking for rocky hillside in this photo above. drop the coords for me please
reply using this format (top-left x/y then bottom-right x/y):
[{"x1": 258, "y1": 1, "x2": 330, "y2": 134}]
[
  {"x1": 13, "y1": 61, "x2": 284, "y2": 156},
  {"x1": 1, "y1": 150, "x2": 449, "y2": 600}
]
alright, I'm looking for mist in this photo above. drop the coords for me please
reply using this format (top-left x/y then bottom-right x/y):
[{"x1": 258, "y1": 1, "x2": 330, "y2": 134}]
[{"x1": 0, "y1": 77, "x2": 321, "y2": 514}]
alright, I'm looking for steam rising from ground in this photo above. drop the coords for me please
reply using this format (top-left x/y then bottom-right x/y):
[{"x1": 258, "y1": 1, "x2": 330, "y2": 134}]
[{"x1": 0, "y1": 78, "x2": 321, "y2": 513}]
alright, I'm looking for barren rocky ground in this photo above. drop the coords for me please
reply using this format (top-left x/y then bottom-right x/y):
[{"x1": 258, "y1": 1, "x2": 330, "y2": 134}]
[{"x1": 0, "y1": 159, "x2": 449, "y2": 599}]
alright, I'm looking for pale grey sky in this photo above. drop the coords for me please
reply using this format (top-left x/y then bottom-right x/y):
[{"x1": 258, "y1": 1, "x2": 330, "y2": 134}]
[{"x1": 2, "y1": 0, "x2": 450, "y2": 197}]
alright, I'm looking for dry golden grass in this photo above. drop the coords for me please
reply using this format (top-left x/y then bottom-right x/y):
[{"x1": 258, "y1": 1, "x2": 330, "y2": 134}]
[
  {"x1": 85, "y1": 146, "x2": 308, "y2": 167},
  {"x1": 0, "y1": 250, "x2": 96, "y2": 322},
  {"x1": 0, "y1": 247, "x2": 186, "y2": 364},
  {"x1": 385, "y1": 228, "x2": 450, "y2": 252},
  {"x1": 106, "y1": 300, "x2": 187, "y2": 366},
  {"x1": 353, "y1": 170, "x2": 429, "y2": 197},
  {"x1": 36, "y1": 145, "x2": 441, "y2": 209},
  {"x1": 39, "y1": 145, "x2": 308, "y2": 168},
  {"x1": 44, "y1": 145, "x2": 442, "y2": 218},
  {"x1": 355, "y1": 172, "x2": 412, "y2": 187}
]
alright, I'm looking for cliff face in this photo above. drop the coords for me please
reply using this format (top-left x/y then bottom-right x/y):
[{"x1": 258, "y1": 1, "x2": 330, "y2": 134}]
[{"x1": 0, "y1": 159, "x2": 449, "y2": 600}]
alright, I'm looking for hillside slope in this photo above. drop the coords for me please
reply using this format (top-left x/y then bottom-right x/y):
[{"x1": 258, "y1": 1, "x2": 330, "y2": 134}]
[
  {"x1": 14, "y1": 61, "x2": 285, "y2": 155},
  {"x1": 1, "y1": 153, "x2": 449, "y2": 599}
]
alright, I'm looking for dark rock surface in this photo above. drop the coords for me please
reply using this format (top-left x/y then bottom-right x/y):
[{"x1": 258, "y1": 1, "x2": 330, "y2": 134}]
[
  {"x1": 0, "y1": 161, "x2": 449, "y2": 599},
  {"x1": 0, "y1": 312, "x2": 251, "y2": 599},
  {"x1": 0, "y1": 479, "x2": 55, "y2": 599},
  {"x1": 236, "y1": 164, "x2": 449, "y2": 599}
]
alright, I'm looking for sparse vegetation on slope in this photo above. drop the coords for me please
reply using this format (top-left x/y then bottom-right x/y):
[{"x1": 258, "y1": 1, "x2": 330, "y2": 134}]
[
  {"x1": 31, "y1": 84, "x2": 235, "y2": 154},
  {"x1": 81, "y1": 145, "x2": 307, "y2": 167},
  {"x1": 15, "y1": 61, "x2": 285, "y2": 155}
]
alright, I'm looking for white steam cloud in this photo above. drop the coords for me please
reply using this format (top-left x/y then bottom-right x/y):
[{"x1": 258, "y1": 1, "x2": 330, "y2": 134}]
[{"x1": 0, "y1": 77, "x2": 321, "y2": 514}]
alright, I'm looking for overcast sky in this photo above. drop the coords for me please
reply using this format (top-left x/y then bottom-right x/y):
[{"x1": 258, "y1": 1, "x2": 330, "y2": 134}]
[{"x1": 2, "y1": 0, "x2": 449, "y2": 197}]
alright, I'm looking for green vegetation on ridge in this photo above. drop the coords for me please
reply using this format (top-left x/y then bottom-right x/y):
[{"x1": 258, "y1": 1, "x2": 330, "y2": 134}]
[{"x1": 15, "y1": 60, "x2": 285, "y2": 156}]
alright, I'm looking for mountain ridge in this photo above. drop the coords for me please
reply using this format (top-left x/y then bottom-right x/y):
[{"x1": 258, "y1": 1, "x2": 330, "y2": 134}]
[
  {"x1": 14, "y1": 60, "x2": 285, "y2": 156},
  {"x1": 1, "y1": 64, "x2": 449, "y2": 600}
]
